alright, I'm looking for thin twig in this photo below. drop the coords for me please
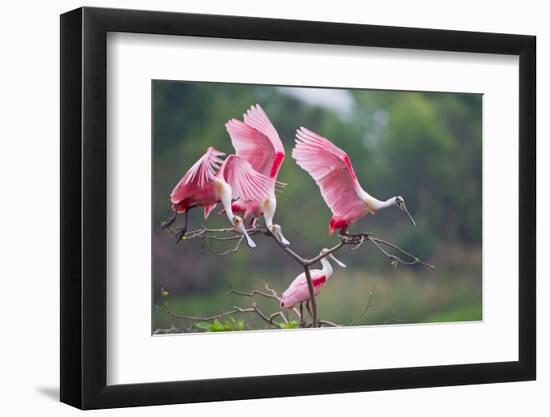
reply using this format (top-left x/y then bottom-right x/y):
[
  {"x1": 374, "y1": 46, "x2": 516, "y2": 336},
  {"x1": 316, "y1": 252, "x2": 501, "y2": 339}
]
[
  {"x1": 225, "y1": 285, "x2": 277, "y2": 301},
  {"x1": 383, "y1": 287, "x2": 403, "y2": 324},
  {"x1": 351, "y1": 235, "x2": 366, "y2": 250},
  {"x1": 371, "y1": 237, "x2": 435, "y2": 268},
  {"x1": 233, "y1": 303, "x2": 283, "y2": 327},
  {"x1": 207, "y1": 235, "x2": 245, "y2": 256},
  {"x1": 318, "y1": 320, "x2": 340, "y2": 327},
  {"x1": 352, "y1": 285, "x2": 377, "y2": 325},
  {"x1": 162, "y1": 306, "x2": 241, "y2": 322},
  {"x1": 224, "y1": 283, "x2": 300, "y2": 324},
  {"x1": 161, "y1": 302, "x2": 284, "y2": 328},
  {"x1": 306, "y1": 241, "x2": 345, "y2": 266}
]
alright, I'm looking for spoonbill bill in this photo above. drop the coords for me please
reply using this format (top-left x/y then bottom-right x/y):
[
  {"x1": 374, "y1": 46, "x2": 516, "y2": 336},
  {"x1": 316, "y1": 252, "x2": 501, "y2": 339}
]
[
  {"x1": 292, "y1": 127, "x2": 415, "y2": 237},
  {"x1": 280, "y1": 248, "x2": 346, "y2": 309},
  {"x1": 225, "y1": 104, "x2": 290, "y2": 245},
  {"x1": 162, "y1": 146, "x2": 274, "y2": 248}
]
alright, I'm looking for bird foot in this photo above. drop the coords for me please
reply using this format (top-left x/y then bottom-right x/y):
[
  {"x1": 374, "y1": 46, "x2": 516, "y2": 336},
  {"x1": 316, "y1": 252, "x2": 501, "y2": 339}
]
[
  {"x1": 174, "y1": 227, "x2": 188, "y2": 243},
  {"x1": 161, "y1": 213, "x2": 177, "y2": 229},
  {"x1": 341, "y1": 230, "x2": 370, "y2": 238}
]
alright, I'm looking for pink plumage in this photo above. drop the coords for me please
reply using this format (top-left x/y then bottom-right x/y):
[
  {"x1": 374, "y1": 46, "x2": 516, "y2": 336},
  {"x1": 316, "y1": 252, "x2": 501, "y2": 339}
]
[
  {"x1": 170, "y1": 147, "x2": 224, "y2": 212},
  {"x1": 226, "y1": 104, "x2": 285, "y2": 180},
  {"x1": 221, "y1": 155, "x2": 275, "y2": 202},
  {"x1": 225, "y1": 104, "x2": 285, "y2": 224},
  {"x1": 280, "y1": 271, "x2": 327, "y2": 309},
  {"x1": 292, "y1": 127, "x2": 369, "y2": 236},
  {"x1": 280, "y1": 248, "x2": 345, "y2": 309},
  {"x1": 170, "y1": 147, "x2": 274, "y2": 218}
]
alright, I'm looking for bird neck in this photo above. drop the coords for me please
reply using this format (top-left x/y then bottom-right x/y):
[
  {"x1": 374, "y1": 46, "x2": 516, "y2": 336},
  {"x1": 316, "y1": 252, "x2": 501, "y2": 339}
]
[
  {"x1": 262, "y1": 196, "x2": 276, "y2": 229},
  {"x1": 364, "y1": 193, "x2": 395, "y2": 212},
  {"x1": 217, "y1": 180, "x2": 234, "y2": 223},
  {"x1": 320, "y1": 256, "x2": 333, "y2": 278}
]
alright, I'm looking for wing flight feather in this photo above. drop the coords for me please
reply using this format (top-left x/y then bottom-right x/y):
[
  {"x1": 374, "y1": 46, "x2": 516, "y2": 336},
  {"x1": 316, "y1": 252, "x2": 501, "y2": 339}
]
[{"x1": 292, "y1": 127, "x2": 364, "y2": 217}]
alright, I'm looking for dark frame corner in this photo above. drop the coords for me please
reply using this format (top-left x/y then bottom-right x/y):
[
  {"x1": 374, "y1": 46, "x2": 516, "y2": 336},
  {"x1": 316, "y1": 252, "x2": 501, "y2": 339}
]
[{"x1": 60, "y1": 6, "x2": 536, "y2": 410}]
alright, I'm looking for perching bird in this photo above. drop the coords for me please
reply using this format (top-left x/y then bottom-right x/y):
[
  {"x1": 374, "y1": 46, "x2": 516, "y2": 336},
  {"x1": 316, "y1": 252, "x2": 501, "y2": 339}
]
[
  {"x1": 280, "y1": 248, "x2": 346, "y2": 309},
  {"x1": 162, "y1": 146, "x2": 274, "y2": 248},
  {"x1": 224, "y1": 104, "x2": 290, "y2": 245},
  {"x1": 292, "y1": 127, "x2": 415, "y2": 237}
]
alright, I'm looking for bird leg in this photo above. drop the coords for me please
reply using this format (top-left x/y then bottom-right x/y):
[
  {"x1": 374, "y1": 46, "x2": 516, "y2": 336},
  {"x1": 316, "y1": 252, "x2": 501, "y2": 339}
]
[
  {"x1": 248, "y1": 217, "x2": 257, "y2": 228},
  {"x1": 174, "y1": 209, "x2": 191, "y2": 243},
  {"x1": 299, "y1": 303, "x2": 305, "y2": 327},
  {"x1": 161, "y1": 211, "x2": 177, "y2": 229}
]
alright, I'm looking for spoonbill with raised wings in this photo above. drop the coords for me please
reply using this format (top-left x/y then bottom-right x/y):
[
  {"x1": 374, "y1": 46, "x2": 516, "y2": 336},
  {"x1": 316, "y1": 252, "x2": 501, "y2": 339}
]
[
  {"x1": 225, "y1": 104, "x2": 290, "y2": 245},
  {"x1": 162, "y1": 147, "x2": 274, "y2": 248},
  {"x1": 292, "y1": 127, "x2": 415, "y2": 237}
]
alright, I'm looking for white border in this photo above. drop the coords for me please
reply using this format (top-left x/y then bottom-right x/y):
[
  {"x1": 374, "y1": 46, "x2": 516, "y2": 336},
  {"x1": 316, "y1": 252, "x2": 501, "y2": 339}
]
[{"x1": 107, "y1": 33, "x2": 519, "y2": 385}]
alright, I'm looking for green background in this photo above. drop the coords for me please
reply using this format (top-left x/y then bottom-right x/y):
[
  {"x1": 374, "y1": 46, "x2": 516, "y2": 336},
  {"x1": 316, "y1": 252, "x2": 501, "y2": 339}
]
[{"x1": 152, "y1": 80, "x2": 482, "y2": 333}]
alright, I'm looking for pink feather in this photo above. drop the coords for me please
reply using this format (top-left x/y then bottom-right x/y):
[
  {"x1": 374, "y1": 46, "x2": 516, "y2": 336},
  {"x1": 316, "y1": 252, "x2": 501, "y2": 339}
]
[
  {"x1": 225, "y1": 104, "x2": 285, "y2": 180},
  {"x1": 170, "y1": 146, "x2": 225, "y2": 205},
  {"x1": 219, "y1": 155, "x2": 275, "y2": 202},
  {"x1": 292, "y1": 127, "x2": 368, "y2": 228},
  {"x1": 280, "y1": 270, "x2": 328, "y2": 309}
]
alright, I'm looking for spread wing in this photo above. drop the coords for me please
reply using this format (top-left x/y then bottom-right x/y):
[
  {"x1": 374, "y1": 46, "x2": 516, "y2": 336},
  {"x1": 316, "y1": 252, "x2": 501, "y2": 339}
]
[
  {"x1": 221, "y1": 155, "x2": 275, "y2": 202},
  {"x1": 225, "y1": 104, "x2": 285, "y2": 179},
  {"x1": 170, "y1": 147, "x2": 225, "y2": 204},
  {"x1": 292, "y1": 127, "x2": 364, "y2": 217}
]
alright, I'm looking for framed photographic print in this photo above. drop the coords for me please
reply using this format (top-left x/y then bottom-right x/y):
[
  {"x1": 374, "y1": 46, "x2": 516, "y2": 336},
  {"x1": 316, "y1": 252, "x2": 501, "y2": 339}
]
[{"x1": 60, "y1": 6, "x2": 536, "y2": 409}]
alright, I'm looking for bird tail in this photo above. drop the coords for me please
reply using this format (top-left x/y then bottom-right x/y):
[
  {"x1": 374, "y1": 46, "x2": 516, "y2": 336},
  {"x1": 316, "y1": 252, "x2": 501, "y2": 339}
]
[{"x1": 329, "y1": 217, "x2": 347, "y2": 237}]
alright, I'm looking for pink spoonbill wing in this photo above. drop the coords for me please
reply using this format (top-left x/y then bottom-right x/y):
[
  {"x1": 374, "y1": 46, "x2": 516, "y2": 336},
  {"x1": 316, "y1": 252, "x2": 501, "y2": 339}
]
[
  {"x1": 225, "y1": 104, "x2": 285, "y2": 180},
  {"x1": 292, "y1": 127, "x2": 365, "y2": 219},
  {"x1": 220, "y1": 155, "x2": 275, "y2": 202},
  {"x1": 170, "y1": 146, "x2": 225, "y2": 205}
]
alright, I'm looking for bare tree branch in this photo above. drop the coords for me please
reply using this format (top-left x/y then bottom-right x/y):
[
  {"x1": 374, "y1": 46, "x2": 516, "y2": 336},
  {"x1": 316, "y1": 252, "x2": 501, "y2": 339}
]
[
  {"x1": 160, "y1": 302, "x2": 286, "y2": 329},
  {"x1": 369, "y1": 237, "x2": 435, "y2": 268},
  {"x1": 302, "y1": 266, "x2": 318, "y2": 327},
  {"x1": 225, "y1": 285, "x2": 277, "y2": 301},
  {"x1": 162, "y1": 306, "x2": 242, "y2": 322},
  {"x1": 306, "y1": 241, "x2": 345, "y2": 266},
  {"x1": 163, "y1": 222, "x2": 433, "y2": 329},
  {"x1": 206, "y1": 235, "x2": 245, "y2": 256},
  {"x1": 225, "y1": 283, "x2": 303, "y2": 324},
  {"x1": 233, "y1": 303, "x2": 284, "y2": 327}
]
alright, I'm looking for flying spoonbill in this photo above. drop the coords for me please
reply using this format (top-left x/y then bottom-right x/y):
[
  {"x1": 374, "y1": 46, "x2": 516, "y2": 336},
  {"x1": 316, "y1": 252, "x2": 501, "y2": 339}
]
[{"x1": 292, "y1": 127, "x2": 415, "y2": 237}]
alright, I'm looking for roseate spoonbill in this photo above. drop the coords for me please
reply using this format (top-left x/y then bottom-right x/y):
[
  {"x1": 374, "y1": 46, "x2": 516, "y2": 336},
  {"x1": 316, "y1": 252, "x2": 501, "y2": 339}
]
[
  {"x1": 292, "y1": 127, "x2": 415, "y2": 237},
  {"x1": 280, "y1": 248, "x2": 346, "y2": 309},
  {"x1": 162, "y1": 146, "x2": 274, "y2": 248},
  {"x1": 224, "y1": 104, "x2": 290, "y2": 245}
]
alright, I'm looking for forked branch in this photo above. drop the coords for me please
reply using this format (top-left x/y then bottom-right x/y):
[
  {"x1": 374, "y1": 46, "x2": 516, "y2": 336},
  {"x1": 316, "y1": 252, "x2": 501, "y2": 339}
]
[{"x1": 164, "y1": 223, "x2": 432, "y2": 328}]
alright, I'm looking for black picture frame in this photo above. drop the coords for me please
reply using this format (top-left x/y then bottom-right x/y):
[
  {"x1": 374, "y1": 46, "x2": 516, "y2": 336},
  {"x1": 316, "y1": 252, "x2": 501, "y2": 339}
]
[{"x1": 60, "y1": 6, "x2": 536, "y2": 410}]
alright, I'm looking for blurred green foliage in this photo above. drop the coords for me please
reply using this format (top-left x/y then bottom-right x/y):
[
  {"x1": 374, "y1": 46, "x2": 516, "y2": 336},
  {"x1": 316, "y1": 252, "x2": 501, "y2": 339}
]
[
  {"x1": 194, "y1": 318, "x2": 246, "y2": 332},
  {"x1": 152, "y1": 81, "x2": 482, "y2": 332}
]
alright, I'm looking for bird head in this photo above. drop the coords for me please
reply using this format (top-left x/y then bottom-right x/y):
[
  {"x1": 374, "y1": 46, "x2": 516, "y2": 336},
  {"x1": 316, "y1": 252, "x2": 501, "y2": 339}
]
[
  {"x1": 270, "y1": 224, "x2": 290, "y2": 246},
  {"x1": 394, "y1": 196, "x2": 416, "y2": 226},
  {"x1": 232, "y1": 216, "x2": 256, "y2": 248},
  {"x1": 321, "y1": 248, "x2": 347, "y2": 268}
]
